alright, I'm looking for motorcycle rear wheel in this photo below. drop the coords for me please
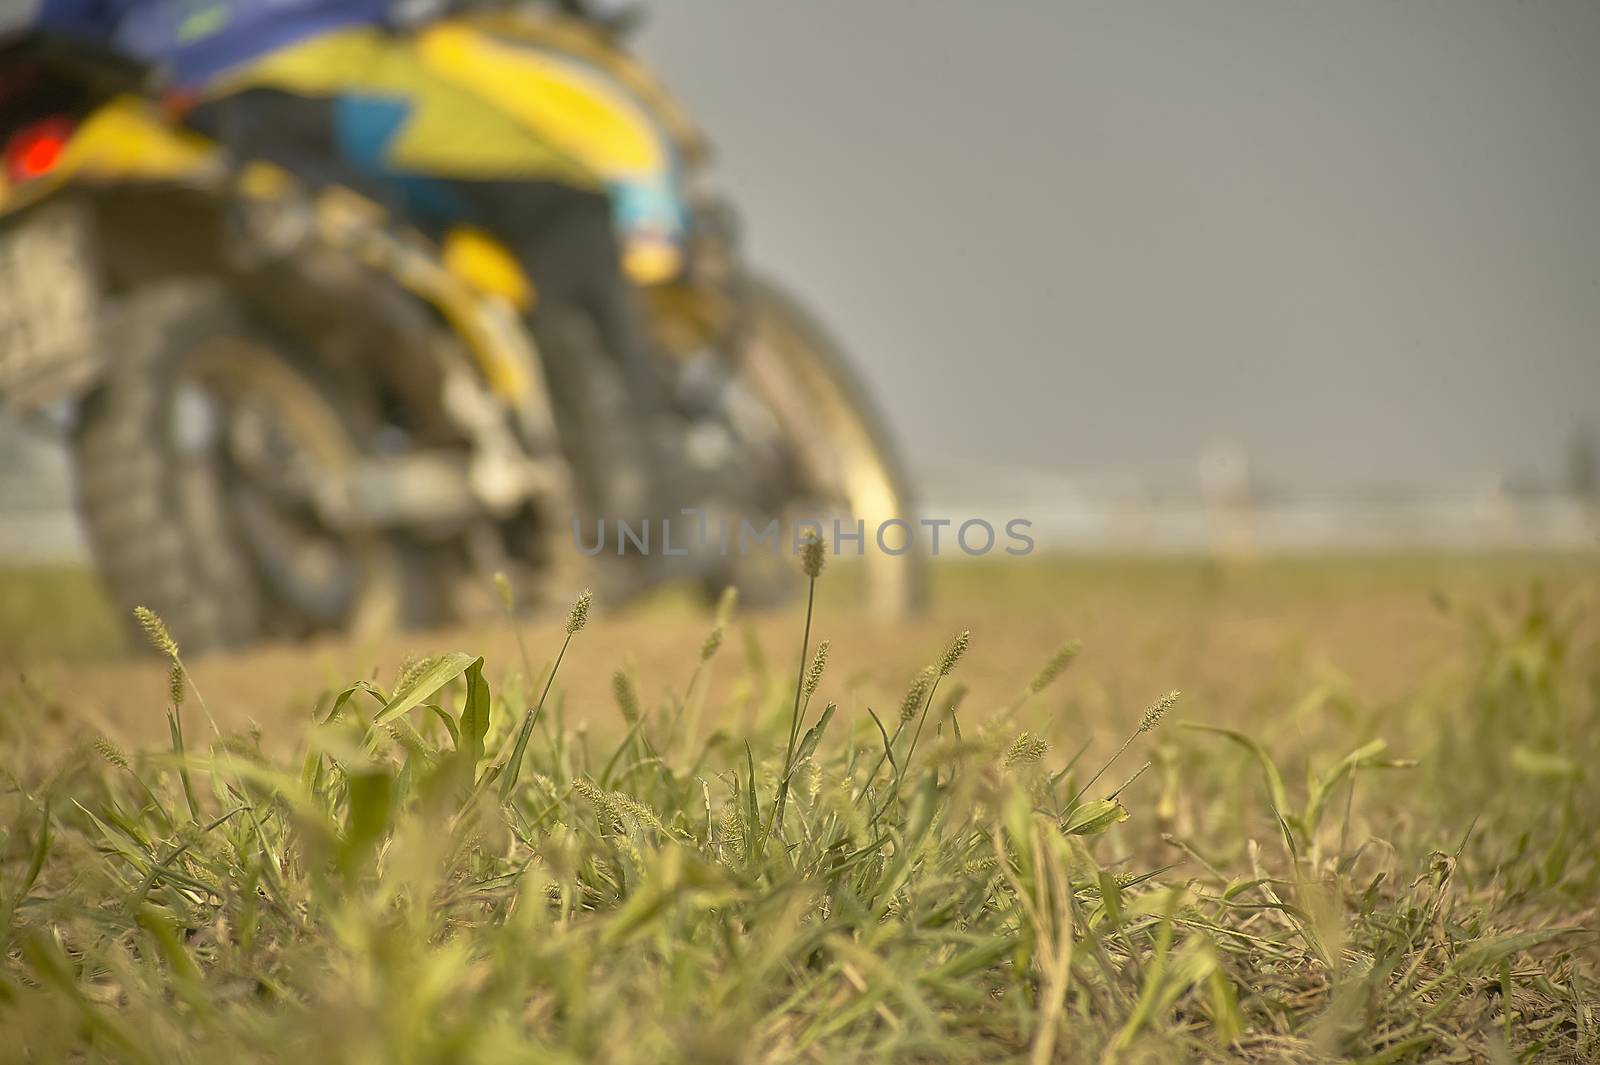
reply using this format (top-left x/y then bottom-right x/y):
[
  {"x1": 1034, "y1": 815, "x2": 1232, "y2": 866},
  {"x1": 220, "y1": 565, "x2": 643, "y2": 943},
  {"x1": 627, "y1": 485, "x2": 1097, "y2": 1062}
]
[{"x1": 73, "y1": 281, "x2": 402, "y2": 654}]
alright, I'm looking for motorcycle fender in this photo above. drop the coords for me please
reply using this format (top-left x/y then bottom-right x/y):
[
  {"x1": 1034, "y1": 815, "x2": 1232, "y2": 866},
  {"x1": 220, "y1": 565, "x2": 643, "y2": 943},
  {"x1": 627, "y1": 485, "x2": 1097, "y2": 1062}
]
[
  {"x1": 0, "y1": 98, "x2": 217, "y2": 217},
  {"x1": 442, "y1": 227, "x2": 535, "y2": 311},
  {"x1": 61, "y1": 98, "x2": 219, "y2": 184}
]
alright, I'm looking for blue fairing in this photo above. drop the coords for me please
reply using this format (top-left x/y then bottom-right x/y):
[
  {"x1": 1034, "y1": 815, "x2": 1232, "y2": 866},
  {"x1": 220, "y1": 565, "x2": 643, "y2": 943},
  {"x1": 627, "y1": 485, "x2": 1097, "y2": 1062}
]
[
  {"x1": 332, "y1": 92, "x2": 469, "y2": 222},
  {"x1": 35, "y1": 0, "x2": 389, "y2": 86}
]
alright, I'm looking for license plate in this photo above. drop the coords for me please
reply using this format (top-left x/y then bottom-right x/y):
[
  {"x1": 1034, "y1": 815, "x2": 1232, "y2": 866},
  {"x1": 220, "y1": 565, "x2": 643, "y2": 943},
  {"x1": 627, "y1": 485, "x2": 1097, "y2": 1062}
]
[{"x1": 0, "y1": 204, "x2": 97, "y2": 393}]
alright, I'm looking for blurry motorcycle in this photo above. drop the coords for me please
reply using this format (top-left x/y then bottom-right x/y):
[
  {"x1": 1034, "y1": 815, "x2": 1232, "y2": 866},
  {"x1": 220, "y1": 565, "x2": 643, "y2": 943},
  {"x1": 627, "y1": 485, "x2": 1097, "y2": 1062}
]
[{"x1": 0, "y1": 7, "x2": 923, "y2": 651}]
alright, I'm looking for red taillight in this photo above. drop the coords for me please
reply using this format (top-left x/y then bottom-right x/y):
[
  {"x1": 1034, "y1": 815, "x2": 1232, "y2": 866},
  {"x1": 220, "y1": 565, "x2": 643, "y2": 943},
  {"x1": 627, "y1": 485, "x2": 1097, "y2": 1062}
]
[{"x1": 5, "y1": 117, "x2": 75, "y2": 183}]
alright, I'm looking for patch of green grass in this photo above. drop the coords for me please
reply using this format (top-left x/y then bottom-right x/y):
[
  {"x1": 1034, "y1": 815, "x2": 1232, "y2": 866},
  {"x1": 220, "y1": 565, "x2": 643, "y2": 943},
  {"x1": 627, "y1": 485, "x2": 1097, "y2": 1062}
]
[
  {"x1": 0, "y1": 564, "x2": 126, "y2": 663},
  {"x1": 0, "y1": 554, "x2": 1596, "y2": 1062},
  {"x1": 929, "y1": 551, "x2": 1600, "y2": 613}
]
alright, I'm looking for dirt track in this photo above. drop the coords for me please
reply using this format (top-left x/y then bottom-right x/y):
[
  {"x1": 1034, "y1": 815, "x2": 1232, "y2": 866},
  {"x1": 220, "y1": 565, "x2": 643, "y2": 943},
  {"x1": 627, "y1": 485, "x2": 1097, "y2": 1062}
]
[{"x1": 8, "y1": 555, "x2": 1594, "y2": 754}]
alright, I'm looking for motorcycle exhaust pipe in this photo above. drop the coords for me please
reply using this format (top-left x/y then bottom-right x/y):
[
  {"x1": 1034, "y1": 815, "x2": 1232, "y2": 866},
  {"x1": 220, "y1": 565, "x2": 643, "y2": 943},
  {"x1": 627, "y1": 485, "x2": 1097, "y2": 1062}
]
[{"x1": 315, "y1": 452, "x2": 494, "y2": 532}]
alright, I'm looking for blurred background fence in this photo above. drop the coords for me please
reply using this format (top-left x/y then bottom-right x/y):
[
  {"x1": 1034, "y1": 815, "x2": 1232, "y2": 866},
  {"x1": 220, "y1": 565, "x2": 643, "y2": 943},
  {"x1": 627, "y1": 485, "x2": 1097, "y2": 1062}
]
[{"x1": 5, "y1": 417, "x2": 1594, "y2": 562}]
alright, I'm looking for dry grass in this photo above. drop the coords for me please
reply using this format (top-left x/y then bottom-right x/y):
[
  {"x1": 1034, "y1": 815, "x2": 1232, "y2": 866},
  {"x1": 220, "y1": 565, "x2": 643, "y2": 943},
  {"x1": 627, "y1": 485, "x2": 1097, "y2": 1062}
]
[
  {"x1": 0, "y1": 553, "x2": 1596, "y2": 1061},
  {"x1": 6, "y1": 555, "x2": 1593, "y2": 748}
]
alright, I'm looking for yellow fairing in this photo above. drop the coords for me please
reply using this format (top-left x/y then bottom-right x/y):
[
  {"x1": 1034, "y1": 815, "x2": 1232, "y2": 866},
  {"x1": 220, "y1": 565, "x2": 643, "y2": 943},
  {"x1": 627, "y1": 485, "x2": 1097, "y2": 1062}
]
[
  {"x1": 460, "y1": 10, "x2": 709, "y2": 167},
  {"x1": 209, "y1": 25, "x2": 684, "y2": 285},
  {"x1": 63, "y1": 99, "x2": 217, "y2": 181},
  {"x1": 416, "y1": 23, "x2": 666, "y2": 180},
  {"x1": 416, "y1": 22, "x2": 687, "y2": 285},
  {"x1": 212, "y1": 29, "x2": 599, "y2": 187},
  {"x1": 0, "y1": 98, "x2": 216, "y2": 214}
]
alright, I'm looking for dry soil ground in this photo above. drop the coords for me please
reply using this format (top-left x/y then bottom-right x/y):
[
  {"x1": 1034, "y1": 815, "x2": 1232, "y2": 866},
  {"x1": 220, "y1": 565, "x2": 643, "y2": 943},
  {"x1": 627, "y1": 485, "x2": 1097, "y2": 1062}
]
[{"x1": 4, "y1": 554, "x2": 1595, "y2": 753}]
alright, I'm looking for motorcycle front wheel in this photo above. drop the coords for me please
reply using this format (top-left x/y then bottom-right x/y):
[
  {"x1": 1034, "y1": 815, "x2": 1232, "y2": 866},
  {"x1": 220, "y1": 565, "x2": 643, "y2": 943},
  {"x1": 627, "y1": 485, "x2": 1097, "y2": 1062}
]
[{"x1": 731, "y1": 276, "x2": 928, "y2": 617}]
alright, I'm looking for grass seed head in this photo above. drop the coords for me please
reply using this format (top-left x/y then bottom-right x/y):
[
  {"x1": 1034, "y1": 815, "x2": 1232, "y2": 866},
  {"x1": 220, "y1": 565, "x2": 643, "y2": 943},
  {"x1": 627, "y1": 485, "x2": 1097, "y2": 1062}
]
[
  {"x1": 134, "y1": 606, "x2": 179, "y2": 660},
  {"x1": 1029, "y1": 641, "x2": 1082, "y2": 695},
  {"x1": 612, "y1": 670, "x2": 640, "y2": 724},
  {"x1": 803, "y1": 639, "x2": 830, "y2": 698},
  {"x1": 610, "y1": 790, "x2": 666, "y2": 835},
  {"x1": 1140, "y1": 690, "x2": 1181, "y2": 734},
  {"x1": 571, "y1": 777, "x2": 618, "y2": 824},
  {"x1": 718, "y1": 802, "x2": 745, "y2": 862},
  {"x1": 566, "y1": 590, "x2": 593, "y2": 635},
  {"x1": 93, "y1": 736, "x2": 130, "y2": 771},
  {"x1": 1004, "y1": 731, "x2": 1051, "y2": 768},
  {"x1": 800, "y1": 755, "x2": 824, "y2": 798},
  {"x1": 939, "y1": 631, "x2": 971, "y2": 677},
  {"x1": 800, "y1": 532, "x2": 826, "y2": 579},
  {"x1": 900, "y1": 666, "x2": 936, "y2": 722},
  {"x1": 168, "y1": 662, "x2": 186, "y2": 708},
  {"x1": 396, "y1": 654, "x2": 435, "y2": 693},
  {"x1": 701, "y1": 625, "x2": 724, "y2": 663}
]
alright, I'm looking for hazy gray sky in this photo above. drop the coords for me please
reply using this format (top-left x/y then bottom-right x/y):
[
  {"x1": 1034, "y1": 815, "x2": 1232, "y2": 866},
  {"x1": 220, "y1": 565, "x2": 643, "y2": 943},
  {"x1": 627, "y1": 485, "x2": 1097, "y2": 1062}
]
[{"x1": 638, "y1": 1, "x2": 1600, "y2": 492}]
